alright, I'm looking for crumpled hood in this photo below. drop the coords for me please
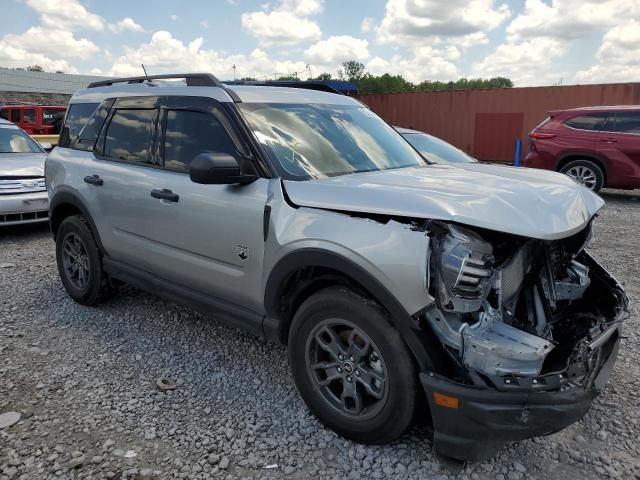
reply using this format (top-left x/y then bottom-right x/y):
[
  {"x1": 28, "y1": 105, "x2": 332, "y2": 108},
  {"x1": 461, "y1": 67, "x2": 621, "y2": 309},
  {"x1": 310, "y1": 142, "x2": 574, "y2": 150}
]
[
  {"x1": 0, "y1": 153, "x2": 46, "y2": 177},
  {"x1": 283, "y1": 164, "x2": 605, "y2": 240}
]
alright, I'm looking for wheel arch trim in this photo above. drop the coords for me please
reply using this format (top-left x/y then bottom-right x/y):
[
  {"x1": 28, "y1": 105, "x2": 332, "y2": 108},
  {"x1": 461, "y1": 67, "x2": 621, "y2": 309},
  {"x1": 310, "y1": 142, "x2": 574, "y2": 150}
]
[
  {"x1": 49, "y1": 187, "x2": 105, "y2": 253},
  {"x1": 264, "y1": 248, "x2": 437, "y2": 371},
  {"x1": 555, "y1": 152, "x2": 609, "y2": 176}
]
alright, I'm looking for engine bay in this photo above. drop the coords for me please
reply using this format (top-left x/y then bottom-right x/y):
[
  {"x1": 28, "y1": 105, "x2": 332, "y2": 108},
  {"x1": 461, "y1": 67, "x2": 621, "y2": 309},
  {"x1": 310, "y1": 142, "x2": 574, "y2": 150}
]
[{"x1": 423, "y1": 221, "x2": 628, "y2": 387}]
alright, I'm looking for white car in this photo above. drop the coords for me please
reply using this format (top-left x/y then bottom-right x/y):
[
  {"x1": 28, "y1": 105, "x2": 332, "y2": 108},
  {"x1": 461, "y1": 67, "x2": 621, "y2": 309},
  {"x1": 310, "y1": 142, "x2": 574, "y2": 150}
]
[{"x1": 0, "y1": 119, "x2": 49, "y2": 225}]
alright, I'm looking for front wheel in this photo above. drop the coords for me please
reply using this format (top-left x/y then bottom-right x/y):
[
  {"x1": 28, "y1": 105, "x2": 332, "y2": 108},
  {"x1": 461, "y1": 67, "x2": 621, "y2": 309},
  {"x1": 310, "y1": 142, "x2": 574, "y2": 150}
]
[
  {"x1": 560, "y1": 159, "x2": 604, "y2": 193},
  {"x1": 288, "y1": 287, "x2": 418, "y2": 444}
]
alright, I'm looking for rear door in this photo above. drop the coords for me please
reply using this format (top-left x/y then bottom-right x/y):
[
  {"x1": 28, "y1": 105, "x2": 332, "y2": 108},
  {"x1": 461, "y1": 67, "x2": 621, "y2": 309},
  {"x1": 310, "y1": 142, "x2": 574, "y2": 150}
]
[
  {"x1": 561, "y1": 113, "x2": 606, "y2": 153},
  {"x1": 87, "y1": 96, "x2": 162, "y2": 272},
  {"x1": 597, "y1": 112, "x2": 640, "y2": 187}
]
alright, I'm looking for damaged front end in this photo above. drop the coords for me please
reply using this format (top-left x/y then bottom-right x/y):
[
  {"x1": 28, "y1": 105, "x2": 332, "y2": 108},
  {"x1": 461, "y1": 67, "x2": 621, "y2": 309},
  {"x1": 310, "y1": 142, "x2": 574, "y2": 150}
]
[{"x1": 420, "y1": 221, "x2": 628, "y2": 461}]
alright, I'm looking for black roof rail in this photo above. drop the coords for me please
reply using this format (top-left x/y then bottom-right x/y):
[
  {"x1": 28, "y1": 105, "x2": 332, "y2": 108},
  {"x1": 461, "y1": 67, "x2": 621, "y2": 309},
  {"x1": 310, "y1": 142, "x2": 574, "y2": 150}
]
[{"x1": 87, "y1": 73, "x2": 223, "y2": 89}]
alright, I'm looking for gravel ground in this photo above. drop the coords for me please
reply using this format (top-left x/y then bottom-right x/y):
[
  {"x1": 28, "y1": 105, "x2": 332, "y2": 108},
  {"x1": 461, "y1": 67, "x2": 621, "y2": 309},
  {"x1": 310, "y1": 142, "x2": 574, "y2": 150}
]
[{"x1": 1, "y1": 189, "x2": 639, "y2": 480}]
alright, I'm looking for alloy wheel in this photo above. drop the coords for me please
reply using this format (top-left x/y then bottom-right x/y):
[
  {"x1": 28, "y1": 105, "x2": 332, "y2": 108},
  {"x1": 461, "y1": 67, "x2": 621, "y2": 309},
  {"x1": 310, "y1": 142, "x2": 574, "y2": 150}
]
[
  {"x1": 305, "y1": 319, "x2": 388, "y2": 419},
  {"x1": 566, "y1": 165, "x2": 598, "y2": 190},
  {"x1": 61, "y1": 232, "x2": 90, "y2": 290}
]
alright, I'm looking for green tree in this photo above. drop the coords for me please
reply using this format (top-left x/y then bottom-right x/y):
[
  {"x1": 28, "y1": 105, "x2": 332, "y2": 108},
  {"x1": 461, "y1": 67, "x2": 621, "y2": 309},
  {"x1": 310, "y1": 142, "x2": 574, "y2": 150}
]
[
  {"x1": 313, "y1": 72, "x2": 333, "y2": 81},
  {"x1": 341, "y1": 60, "x2": 366, "y2": 82}
]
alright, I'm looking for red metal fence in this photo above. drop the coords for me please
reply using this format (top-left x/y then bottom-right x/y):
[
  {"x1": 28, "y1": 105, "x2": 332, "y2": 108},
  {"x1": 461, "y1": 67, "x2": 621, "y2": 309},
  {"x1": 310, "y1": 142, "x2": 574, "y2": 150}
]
[{"x1": 358, "y1": 83, "x2": 640, "y2": 163}]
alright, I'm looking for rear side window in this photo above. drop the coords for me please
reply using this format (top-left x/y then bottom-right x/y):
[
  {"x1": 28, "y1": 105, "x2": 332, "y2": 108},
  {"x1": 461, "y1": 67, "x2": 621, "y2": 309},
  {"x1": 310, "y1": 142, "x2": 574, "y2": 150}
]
[
  {"x1": 23, "y1": 109, "x2": 36, "y2": 123},
  {"x1": 163, "y1": 109, "x2": 236, "y2": 172},
  {"x1": 0, "y1": 109, "x2": 8, "y2": 120},
  {"x1": 613, "y1": 112, "x2": 640, "y2": 134},
  {"x1": 104, "y1": 109, "x2": 155, "y2": 163},
  {"x1": 72, "y1": 100, "x2": 113, "y2": 152},
  {"x1": 10, "y1": 110, "x2": 20, "y2": 123},
  {"x1": 60, "y1": 103, "x2": 99, "y2": 147},
  {"x1": 564, "y1": 113, "x2": 608, "y2": 131}
]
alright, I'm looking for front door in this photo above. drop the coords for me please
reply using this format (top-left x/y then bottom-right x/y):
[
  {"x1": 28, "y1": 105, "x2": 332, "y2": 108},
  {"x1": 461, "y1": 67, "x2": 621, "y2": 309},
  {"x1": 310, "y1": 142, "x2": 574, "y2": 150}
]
[
  {"x1": 133, "y1": 97, "x2": 269, "y2": 313},
  {"x1": 597, "y1": 111, "x2": 640, "y2": 188}
]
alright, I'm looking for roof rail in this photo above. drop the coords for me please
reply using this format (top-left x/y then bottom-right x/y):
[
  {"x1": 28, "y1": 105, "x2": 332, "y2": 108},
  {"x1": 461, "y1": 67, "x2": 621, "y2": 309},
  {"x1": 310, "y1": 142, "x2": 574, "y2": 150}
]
[
  {"x1": 223, "y1": 80, "x2": 358, "y2": 95},
  {"x1": 87, "y1": 73, "x2": 223, "y2": 89}
]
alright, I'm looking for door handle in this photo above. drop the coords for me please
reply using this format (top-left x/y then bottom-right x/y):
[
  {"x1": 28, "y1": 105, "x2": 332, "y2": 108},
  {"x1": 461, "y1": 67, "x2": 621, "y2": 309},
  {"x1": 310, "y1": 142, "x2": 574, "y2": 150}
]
[
  {"x1": 84, "y1": 174, "x2": 103, "y2": 186},
  {"x1": 600, "y1": 138, "x2": 617, "y2": 144},
  {"x1": 151, "y1": 188, "x2": 179, "y2": 202}
]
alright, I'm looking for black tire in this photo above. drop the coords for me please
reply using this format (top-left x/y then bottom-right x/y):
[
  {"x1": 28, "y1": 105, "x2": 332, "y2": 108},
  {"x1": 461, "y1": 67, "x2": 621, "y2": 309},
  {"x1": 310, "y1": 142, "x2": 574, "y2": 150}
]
[
  {"x1": 288, "y1": 287, "x2": 418, "y2": 444},
  {"x1": 55, "y1": 215, "x2": 116, "y2": 306},
  {"x1": 559, "y1": 159, "x2": 604, "y2": 193}
]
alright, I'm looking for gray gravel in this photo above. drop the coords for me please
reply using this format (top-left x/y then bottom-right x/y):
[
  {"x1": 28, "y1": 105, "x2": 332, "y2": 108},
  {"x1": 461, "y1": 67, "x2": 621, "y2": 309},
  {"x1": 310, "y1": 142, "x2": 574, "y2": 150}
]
[{"x1": 1, "y1": 189, "x2": 639, "y2": 480}]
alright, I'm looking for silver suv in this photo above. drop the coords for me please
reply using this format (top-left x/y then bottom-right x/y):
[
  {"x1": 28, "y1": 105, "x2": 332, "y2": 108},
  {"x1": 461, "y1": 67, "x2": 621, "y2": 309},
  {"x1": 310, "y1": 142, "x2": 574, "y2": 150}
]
[{"x1": 46, "y1": 74, "x2": 628, "y2": 461}]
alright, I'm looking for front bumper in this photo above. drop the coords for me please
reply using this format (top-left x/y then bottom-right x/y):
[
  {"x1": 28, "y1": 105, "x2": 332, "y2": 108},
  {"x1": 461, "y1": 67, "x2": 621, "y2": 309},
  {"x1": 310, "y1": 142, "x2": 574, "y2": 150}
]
[
  {"x1": 0, "y1": 191, "x2": 49, "y2": 226},
  {"x1": 421, "y1": 325, "x2": 621, "y2": 462}
]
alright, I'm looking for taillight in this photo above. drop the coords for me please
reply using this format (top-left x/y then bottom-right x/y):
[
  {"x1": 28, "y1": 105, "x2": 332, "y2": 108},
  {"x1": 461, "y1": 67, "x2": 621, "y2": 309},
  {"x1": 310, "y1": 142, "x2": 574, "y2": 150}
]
[{"x1": 529, "y1": 132, "x2": 556, "y2": 140}]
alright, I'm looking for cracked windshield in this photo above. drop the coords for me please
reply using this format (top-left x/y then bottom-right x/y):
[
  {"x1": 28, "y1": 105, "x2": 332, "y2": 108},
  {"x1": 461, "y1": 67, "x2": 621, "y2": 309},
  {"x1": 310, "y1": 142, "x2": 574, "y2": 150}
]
[{"x1": 239, "y1": 103, "x2": 425, "y2": 180}]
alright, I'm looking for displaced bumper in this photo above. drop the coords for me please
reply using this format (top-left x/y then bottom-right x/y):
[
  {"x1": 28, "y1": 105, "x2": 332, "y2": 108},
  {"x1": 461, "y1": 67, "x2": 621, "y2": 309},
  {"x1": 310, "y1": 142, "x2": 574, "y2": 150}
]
[
  {"x1": 421, "y1": 325, "x2": 621, "y2": 462},
  {"x1": 0, "y1": 191, "x2": 49, "y2": 226}
]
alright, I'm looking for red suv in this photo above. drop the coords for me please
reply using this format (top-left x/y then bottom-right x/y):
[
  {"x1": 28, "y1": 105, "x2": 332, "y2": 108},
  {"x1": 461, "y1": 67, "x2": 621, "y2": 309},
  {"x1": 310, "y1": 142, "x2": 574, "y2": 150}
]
[
  {"x1": 524, "y1": 106, "x2": 640, "y2": 192},
  {"x1": 0, "y1": 105, "x2": 67, "y2": 135}
]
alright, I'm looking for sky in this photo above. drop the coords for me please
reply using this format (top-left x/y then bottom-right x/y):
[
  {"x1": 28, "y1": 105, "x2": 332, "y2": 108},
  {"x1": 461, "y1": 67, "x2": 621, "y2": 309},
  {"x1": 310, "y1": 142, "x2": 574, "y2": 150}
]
[{"x1": 2, "y1": 0, "x2": 639, "y2": 87}]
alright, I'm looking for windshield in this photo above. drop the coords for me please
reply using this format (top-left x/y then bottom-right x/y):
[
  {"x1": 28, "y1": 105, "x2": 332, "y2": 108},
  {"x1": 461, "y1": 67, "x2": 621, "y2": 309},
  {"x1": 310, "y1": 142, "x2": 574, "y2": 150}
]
[
  {"x1": 402, "y1": 132, "x2": 476, "y2": 164},
  {"x1": 0, "y1": 125, "x2": 42, "y2": 153},
  {"x1": 239, "y1": 103, "x2": 425, "y2": 180}
]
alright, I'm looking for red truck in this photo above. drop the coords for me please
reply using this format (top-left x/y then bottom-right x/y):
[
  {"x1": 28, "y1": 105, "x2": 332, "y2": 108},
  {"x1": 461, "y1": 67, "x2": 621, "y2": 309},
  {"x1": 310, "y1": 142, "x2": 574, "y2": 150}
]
[{"x1": 0, "y1": 105, "x2": 67, "y2": 135}]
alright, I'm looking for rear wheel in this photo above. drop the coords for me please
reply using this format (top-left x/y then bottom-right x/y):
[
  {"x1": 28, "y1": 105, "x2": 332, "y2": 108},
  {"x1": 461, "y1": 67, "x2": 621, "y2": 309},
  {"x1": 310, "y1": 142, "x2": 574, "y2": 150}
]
[
  {"x1": 560, "y1": 159, "x2": 604, "y2": 193},
  {"x1": 288, "y1": 287, "x2": 418, "y2": 444},
  {"x1": 55, "y1": 215, "x2": 116, "y2": 306}
]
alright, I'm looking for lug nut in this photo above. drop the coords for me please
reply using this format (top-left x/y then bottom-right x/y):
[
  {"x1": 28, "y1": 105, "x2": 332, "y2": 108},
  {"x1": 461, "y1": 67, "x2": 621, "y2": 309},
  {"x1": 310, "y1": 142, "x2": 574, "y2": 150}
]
[
  {"x1": 349, "y1": 356, "x2": 354, "y2": 362},
  {"x1": 338, "y1": 354, "x2": 344, "y2": 360},
  {"x1": 355, "y1": 370, "x2": 360, "y2": 377},
  {"x1": 346, "y1": 376, "x2": 352, "y2": 382},
  {"x1": 337, "y1": 367, "x2": 342, "y2": 373}
]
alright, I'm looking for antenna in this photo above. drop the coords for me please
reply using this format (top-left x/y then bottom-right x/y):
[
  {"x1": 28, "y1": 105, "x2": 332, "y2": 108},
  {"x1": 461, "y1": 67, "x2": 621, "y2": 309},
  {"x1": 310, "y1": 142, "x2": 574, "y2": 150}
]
[
  {"x1": 232, "y1": 64, "x2": 236, "y2": 80},
  {"x1": 141, "y1": 64, "x2": 149, "y2": 79}
]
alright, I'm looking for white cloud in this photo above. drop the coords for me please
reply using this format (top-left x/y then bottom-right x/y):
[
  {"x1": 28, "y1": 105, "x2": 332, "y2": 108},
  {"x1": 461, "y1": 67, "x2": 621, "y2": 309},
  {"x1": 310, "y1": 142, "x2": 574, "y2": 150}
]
[
  {"x1": 0, "y1": 41, "x2": 77, "y2": 73},
  {"x1": 507, "y1": 0, "x2": 640, "y2": 41},
  {"x1": 367, "y1": 45, "x2": 460, "y2": 83},
  {"x1": 361, "y1": 17, "x2": 375, "y2": 33},
  {"x1": 574, "y1": 20, "x2": 640, "y2": 84},
  {"x1": 304, "y1": 36, "x2": 369, "y2": 65},
  {"x1": 280, "y1": 0, "x2": 323, "y2": 16},
  {"x1": 377, "y1": 0, "x2": 510, "y2": 45},
  {"x1": 200, "y1": 20, "x2": 209, "y2": 29},
  {"x1": 2, "y1": 26, "x2": 99, "y2": 59},
  {"x1": 107, "y1": 31, "x2": 310, "y2": 80},
  {"x1": 450, "y1": 32, "x2": 489, "y2": 49},
  {"x1": 25, "y1": 0, "x2": 104, "y2": 31},
  {"x1": 241, "y1": 0, "x2": 323, "y2": 45},
  {"x1": 109, "y1": 17, "x2": 145, "y2": 34},
  {"x1": 170, "y1": 14, "x2": 179, "y2": 21},
  {"x1": 472, "y1": 0, "x2": 640, "y2": 87},
  {"x1": 472, "y1": 37, "x2": 567, "y2": 86}
]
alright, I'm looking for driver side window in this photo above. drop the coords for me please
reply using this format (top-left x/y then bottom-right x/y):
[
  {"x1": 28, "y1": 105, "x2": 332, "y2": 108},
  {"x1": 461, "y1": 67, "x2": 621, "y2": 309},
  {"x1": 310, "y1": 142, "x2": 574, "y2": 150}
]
[{"x1": 163, "y1": 109, "x2": 236, "y2": 173}]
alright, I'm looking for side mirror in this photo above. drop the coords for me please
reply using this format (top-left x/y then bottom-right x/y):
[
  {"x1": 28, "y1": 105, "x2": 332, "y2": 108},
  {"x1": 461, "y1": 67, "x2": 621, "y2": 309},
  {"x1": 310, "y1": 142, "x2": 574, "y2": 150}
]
[
  {"x1": 189, "y1": 152, "x2": 257, "y2": 185},
  {"x1": 39, "y1": 142, "x2": 53, "y2": 152}
]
